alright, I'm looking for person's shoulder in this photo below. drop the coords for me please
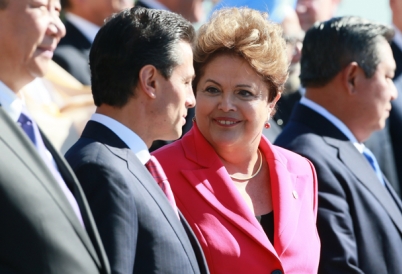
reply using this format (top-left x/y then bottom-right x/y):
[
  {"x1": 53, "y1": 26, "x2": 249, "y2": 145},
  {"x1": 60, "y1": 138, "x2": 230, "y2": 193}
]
[
  {"x1": 153, "y1": 139, "x2": 184, "y2": 157},
  {"x1": 270, "y1": 144, "x2": 315, "y2": 174},
  {"x1": 153, "y1": 139, "x2": 192, "y2": 168},
  {"x1": 276, "y1": 128, "x2": 323, "y2": 151},
  {"x1": 65, "y1": 137, "x2": 109, "y2": 164}
]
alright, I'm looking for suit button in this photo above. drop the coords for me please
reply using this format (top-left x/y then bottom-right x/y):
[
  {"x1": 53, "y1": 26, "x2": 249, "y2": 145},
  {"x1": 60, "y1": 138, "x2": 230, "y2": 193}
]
[{"x1": 271, "y1": 270, "x2": 283, "y2": 274}]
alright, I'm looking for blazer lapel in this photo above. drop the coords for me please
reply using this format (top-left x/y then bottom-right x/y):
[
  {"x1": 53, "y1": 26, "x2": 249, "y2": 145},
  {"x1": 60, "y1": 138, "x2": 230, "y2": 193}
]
[
  {"x1": 325, "y1": 137, "x2": 402, "y2": 234},
  {"x1": 260, "y1": 137, "x2": 303, "y2": 257},
  {"x1": 0, "y1": 107, "x2": 100, "y2": 265},
  {"x1": 180, "y1": 125, "x2": 278, "y2": 257}
]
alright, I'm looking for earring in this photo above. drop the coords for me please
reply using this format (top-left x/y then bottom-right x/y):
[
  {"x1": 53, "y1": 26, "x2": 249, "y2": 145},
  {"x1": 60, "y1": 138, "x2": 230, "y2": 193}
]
[{"x1": 264, "y1": 122, "x2": 271, "y2": 129}]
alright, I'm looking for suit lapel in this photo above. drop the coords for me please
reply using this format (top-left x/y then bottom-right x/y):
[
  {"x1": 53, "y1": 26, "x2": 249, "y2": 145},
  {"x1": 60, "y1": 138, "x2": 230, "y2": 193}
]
[
  {"x1": 326, "y1": 137, "x2": 402, "y2": 234},
  {"x1": 42, "y1": 131, "x2": 104, "y2": 270},
  {"x1": 0, "y1": 107, "x2": 101, "y2": 267},
  {"x1": 126, "y1": 150, "x2": 202, "y2": 272},
  {"x1": 260, "y1": 137, "x2": 303, "y2": 257},
  {"x1": 83, "y1": 121, "x2": 201, "y2": 272},
  {"x1": 292, "y1": 104, "x2": 402, "y2": 234},
  {"x1": 180, "y1": 125, "x2": 278, "y2": 257}
]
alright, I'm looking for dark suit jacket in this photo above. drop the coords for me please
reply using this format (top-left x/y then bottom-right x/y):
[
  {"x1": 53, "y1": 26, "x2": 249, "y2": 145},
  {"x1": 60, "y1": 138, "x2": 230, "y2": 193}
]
[
  {"x1": 0, "y1": 107, "x2": 109, "y2": 273},
  {"x1": 275, "y1": 103, "x2": 402, "y2": 274},
  {"x1": 388, "y1": 40, "x2": 402, "y2": 195},
  {"x1": 273, "y1": 90, "x2": 302, "y2": 129},
  {"x1": 274, "y1": 88, "x2": 402, "y2": 197},
  {"x1": 53, "y1": 20, "x2": 92, "y2": 85},
  {"x1": 65, "y1": 121, "x2": 209, "y2": 274}
]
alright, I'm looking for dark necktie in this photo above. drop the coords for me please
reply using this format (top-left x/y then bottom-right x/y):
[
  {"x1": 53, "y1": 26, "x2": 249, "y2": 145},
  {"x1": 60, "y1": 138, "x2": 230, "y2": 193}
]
[
  {"x1": 146, "y1": 156, "x2": 179, "y2": 219},
  {"x1": 17, "y1": 112, "x2": 36, "y2": 144},
  {"x1": 17, "y1": 110, "x2": 84, "y2": 226},
  {"x1": 362, "y1": 146, "x2": 385, "y2": 186}
]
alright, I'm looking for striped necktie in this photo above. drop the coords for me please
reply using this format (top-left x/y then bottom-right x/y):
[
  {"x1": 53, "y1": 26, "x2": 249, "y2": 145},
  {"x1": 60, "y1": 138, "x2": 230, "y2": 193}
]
[{"x1": 146, "y1": 156, "x2": 179, "y2": 219}]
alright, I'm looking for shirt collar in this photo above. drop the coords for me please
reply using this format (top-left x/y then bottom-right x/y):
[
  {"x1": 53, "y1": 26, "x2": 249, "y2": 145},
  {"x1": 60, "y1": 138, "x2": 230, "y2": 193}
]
[
  {"x1": 300, "y1": 96, "x2": 363, "y2": 151},
  {"x1": 90, "y1": 113, "x2": 150, "y2": 165},
  {"x1": 65, "y1": 12, "x2": 101, "y2": 43},
  {"x1": 0, "y1": 81, "x2": 23, "y2": 122},
  {"x1": 140, "y1": 0, "x2": 169, "y2": 10},
  {"x1": 393, "y1": 25, "x2": 402, "y2": 50}
]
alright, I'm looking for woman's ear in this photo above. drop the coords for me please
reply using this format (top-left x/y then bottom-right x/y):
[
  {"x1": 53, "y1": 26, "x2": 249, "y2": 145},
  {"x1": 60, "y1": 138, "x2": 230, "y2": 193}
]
[
  {"x1": 270, "y1": 92, "x2": 281, "y2": 108},
  {"x1": 138, "y1": 65, "x2": 158, "y2": 99}
]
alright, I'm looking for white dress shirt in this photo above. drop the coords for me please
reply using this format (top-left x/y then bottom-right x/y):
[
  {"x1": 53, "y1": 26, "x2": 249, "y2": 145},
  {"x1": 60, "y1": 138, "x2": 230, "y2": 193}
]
[{"x1": 140, "y1": 0, "x2": 169, "y2": 10}]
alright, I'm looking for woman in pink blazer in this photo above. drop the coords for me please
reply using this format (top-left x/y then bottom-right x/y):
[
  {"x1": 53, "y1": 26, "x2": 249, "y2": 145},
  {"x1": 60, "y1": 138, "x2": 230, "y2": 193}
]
[{"x1": 153, "y1": 7, "x2": 320, "y2": 274}]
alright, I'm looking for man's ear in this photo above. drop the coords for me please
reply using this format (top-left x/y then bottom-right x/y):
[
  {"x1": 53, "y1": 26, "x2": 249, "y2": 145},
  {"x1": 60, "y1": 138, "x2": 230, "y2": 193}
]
[
  {"x1": 138, "y1": 65, "x2": 158, "y2": 99},
  {"x1": 343, "y1": 62, "x2": 359, "y2": 94}
]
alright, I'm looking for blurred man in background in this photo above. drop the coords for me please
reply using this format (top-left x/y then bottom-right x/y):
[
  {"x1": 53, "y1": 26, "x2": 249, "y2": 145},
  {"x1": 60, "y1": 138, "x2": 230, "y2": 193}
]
[
  {"x1": 135, "y1": 0, "x2": 204, "y2": 23},
  {"x1": 53, "y1": 0, "x2": 133, "y2": 85},
  {"x1": 296, "y1": 0, "x2": 340, "y2": 31},
  {"x1": 385, "y1": 0, "x2": 402, "y2": 196}
]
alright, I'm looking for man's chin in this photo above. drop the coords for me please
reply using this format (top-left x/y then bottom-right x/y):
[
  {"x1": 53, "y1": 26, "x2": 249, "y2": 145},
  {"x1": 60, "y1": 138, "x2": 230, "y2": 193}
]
[{"x1": 29, "y1": 64, "x2": 48, "y2": 79}]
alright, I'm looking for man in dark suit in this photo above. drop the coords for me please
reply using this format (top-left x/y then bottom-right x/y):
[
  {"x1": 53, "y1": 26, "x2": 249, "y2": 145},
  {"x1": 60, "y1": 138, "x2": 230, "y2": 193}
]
[
  {"x1": 53, "y1": 0, "x2": 133, "y2": 85},
  {"x1": 65, "y1": 7, "x2": 208, "y2": 274},
  {"x1": 275, "y1": 16, "x2": 402, "y2": 273},
  {"x1": 0, "y1": 0, "x2": 110, "y2": 273}
]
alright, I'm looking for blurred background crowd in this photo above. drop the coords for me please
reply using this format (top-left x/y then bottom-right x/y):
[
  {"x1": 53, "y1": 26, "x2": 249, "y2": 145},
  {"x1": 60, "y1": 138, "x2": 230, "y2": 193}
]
[{"x1": 32, "y1": 0, "x2": 396, "y2": 153}]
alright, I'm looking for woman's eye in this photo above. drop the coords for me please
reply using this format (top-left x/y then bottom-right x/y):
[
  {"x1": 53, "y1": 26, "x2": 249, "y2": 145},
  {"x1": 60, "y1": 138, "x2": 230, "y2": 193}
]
[
  {"x1": 205, "y1": 87, "x2": 220, "y2": 94},
  {"x1": 237, "y1": 89, "x2": 253, "y2": 97}
]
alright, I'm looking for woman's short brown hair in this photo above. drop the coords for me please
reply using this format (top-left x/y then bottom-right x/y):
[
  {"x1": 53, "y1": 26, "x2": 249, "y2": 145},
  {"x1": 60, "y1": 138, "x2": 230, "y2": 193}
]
[{"x1": 193, "y1": 7, "x2": 289, "y2": 102}]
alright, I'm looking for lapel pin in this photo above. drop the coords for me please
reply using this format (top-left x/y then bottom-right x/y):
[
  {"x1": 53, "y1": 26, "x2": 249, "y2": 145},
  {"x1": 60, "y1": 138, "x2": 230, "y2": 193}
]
[{"x1": 292, "y1": 190, "x2": 298, "y2": 199}]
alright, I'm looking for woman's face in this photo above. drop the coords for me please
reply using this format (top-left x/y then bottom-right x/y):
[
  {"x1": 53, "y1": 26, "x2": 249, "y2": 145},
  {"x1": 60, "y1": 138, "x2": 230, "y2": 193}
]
[{"x1": 195, "y1": 54, "x2": 279, "y2": 151}]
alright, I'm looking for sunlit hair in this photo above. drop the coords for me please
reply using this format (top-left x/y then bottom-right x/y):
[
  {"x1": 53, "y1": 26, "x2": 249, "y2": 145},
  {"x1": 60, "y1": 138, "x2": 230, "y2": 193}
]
[{"x1": 193, "y1": 7, "x2": 289, "y2": 102}]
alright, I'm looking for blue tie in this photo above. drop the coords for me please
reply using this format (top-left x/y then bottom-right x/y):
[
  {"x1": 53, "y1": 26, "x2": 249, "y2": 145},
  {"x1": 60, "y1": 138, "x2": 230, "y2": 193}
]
[
  {"x1": 362, "y1": 146, "x2": 384, "y2": 186},
  {"x1": 17, "y1": 110, "x2": 84, "y2": 227},
  {"x1": 18, "y1": 112, "x2": 36, "y2": 145}
]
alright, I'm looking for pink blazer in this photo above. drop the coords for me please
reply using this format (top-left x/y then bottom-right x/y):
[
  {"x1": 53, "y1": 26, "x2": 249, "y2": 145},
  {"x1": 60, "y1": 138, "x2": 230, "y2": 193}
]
[{"x1": 153, "y1": 124, "x2": 320, "y2": 274}]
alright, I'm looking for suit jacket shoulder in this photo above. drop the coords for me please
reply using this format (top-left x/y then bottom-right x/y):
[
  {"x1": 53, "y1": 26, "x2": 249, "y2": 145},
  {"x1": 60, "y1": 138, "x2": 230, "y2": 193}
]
[
  {"x1": 65, "y1": 120, "x2": 208, "y2": 274},
  {"x1": 0, "y1": 107, "x2": 109, "y2": 273}
]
